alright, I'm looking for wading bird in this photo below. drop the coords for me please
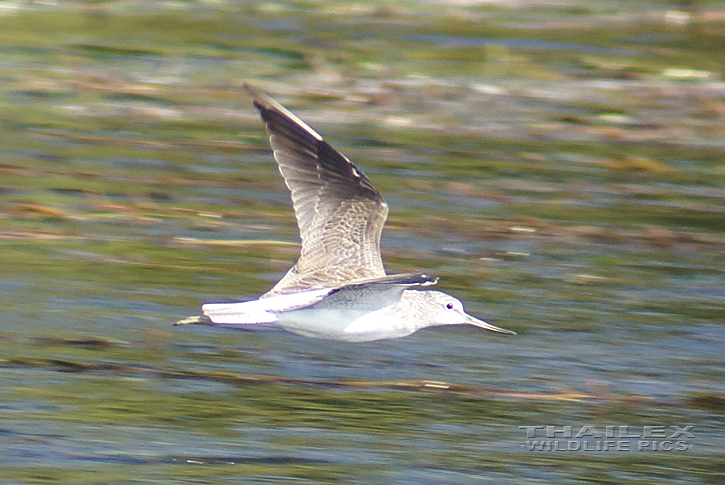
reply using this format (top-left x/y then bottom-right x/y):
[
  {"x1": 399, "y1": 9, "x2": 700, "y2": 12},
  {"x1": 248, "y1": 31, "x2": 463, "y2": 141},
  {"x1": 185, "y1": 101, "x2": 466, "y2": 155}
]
[{"x1": 176, "y1": 84, "x2": 515, "y2": 342}]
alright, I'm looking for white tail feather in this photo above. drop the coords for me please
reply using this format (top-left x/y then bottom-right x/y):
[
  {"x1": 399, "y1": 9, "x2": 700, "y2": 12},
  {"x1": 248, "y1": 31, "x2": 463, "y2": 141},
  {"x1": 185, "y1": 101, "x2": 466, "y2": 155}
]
[{"x1": 202, "y1": 288, "x2": 332, "y2": 325}]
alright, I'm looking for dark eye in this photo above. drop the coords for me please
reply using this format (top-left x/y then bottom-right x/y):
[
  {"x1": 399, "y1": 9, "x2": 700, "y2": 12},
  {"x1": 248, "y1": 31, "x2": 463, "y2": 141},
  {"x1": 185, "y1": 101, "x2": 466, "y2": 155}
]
[{"x1": 446, "y1": 303, "x2": 454, "y2": 310}]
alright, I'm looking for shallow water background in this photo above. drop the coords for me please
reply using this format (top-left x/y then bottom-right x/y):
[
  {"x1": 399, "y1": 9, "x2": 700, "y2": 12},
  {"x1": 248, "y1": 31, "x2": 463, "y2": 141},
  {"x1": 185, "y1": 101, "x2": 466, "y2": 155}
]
[{"x1": 1, "y1": 1, "x2": 724, "y2": 483}]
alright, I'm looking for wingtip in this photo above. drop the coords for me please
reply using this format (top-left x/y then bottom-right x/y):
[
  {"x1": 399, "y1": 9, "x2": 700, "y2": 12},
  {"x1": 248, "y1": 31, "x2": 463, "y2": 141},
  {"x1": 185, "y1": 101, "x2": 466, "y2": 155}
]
[
  {"x1": 242, "y1": 82, "x2": 273, "y2": 110},
  {"x1": 242, "y1": 82, "x2": 266, "y2": 100},
  {"x1": 242, "y1": 82, "x2": 324, "y2": 142}
]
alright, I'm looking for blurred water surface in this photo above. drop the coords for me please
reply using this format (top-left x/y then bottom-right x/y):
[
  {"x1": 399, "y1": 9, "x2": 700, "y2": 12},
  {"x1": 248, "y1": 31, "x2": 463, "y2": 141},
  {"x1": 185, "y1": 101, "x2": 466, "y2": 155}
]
[{"x1": 0, "y1": 1, "x2": 724, "y2": 483}]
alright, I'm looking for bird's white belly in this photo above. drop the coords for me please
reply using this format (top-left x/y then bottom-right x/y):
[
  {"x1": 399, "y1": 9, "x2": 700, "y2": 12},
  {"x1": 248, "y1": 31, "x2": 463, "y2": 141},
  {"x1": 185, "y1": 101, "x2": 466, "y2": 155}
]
[{"x1": 277, "y1": 306, "x2": 414, "y2": 342}]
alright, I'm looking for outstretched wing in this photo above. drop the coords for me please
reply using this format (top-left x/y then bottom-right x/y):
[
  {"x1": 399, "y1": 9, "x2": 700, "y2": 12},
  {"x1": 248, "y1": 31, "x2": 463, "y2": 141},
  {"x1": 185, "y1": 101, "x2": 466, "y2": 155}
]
[
  {"x1": 308, "y1": 273, "x2": 439, "y2": 310},
  {"x1": 244, "y1": 84, "x2": 389, "y2": 295}
]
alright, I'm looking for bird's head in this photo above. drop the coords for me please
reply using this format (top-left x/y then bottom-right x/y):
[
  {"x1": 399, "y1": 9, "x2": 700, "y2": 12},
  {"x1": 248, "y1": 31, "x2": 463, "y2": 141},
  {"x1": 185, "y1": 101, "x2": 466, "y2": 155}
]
[{"x1": 411, "y1": 291, "x2": 516, "y2": 335}]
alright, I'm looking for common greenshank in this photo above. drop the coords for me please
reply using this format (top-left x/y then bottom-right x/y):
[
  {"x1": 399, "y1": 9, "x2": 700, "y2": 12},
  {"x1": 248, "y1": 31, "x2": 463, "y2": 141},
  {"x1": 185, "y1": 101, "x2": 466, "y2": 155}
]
[{"x1": 176, "y1": 84, "x2": 516, "y2": 342}]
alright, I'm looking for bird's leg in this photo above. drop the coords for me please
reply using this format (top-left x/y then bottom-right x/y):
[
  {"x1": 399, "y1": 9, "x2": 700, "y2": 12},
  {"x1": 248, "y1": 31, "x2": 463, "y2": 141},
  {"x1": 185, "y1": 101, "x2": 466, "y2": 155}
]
[{"x1": 174, "y1": 315, "x2": 211, "y2": 326}]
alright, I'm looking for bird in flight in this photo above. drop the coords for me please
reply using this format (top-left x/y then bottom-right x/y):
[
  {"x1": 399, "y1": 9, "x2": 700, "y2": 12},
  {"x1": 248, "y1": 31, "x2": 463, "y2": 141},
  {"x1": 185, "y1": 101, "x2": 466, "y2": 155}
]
[{"x1": 176, "y1": 84, "x2": 516, "y2": 342}]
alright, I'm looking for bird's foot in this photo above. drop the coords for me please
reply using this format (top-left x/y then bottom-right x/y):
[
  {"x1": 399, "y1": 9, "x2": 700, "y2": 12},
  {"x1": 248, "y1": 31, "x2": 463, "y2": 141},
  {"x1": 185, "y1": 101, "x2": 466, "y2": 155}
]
[{"x1": 174, "y1": 315, "x2": 211, "y2": 326}]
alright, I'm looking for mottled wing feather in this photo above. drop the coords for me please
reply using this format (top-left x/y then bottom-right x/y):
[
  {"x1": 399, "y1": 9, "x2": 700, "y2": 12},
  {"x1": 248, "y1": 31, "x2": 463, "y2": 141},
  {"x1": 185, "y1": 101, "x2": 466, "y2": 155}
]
[{"x1": 243, "y1": 84, "x2": 389, "y2": 295}]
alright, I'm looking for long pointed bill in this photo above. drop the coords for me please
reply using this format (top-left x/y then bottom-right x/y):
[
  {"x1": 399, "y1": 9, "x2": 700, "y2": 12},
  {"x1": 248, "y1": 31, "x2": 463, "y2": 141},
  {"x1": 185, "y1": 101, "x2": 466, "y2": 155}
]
[{"x1": 464, "y1": 314, "x2": 516, "y2": 335}]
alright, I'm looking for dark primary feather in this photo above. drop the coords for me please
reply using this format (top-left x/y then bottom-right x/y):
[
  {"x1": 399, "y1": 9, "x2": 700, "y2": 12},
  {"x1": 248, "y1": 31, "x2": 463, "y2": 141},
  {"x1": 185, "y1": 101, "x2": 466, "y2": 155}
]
[
  {"x1": 243, "y1": 84, "x2": 390, "y2": 295},
  {"x1": 302, "y1": 273, "x2": 438, "y2": 311}
]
